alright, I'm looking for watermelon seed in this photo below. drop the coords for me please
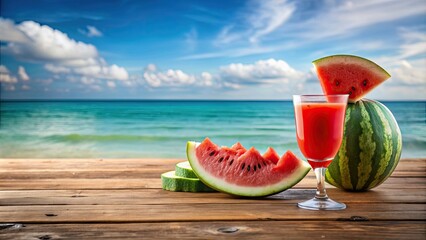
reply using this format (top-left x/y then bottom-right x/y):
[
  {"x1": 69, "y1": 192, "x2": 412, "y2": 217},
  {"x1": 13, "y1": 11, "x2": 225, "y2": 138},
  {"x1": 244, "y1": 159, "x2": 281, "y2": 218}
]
[
  {"x1": 254, "y1": 165, "x2": 257, "y2": 171},
  {"x1": 241, "y1": 163, "x2": 245, "y2": 170},
  {"x1": 218, "y1": 157, "x2": 224, "y2": 163},
  {"x1": 363, "y1": 79, "x2": 368, "y2": 86},
  {"x1": 348, "y1": 91, "x2": 352, "y2": 96},
  {"x1": 247, "y1": 165, "x2": 250, "y2": 171},
  {"x1": 209, "y1": 151, "x2": 216, "y2": 156},
  {"x1": 335, "y1": 80, "x2": 340, "y2": 86},
  {"x1": 225, "y1": 156, "x2": 230, "y2": 161},
  {"x1": 229, "y1": 159, "x2": 234, "y2": 165},
  {"x1": 263, "y1": 161, "x2": 267, "y2": 166},
  {"x1": 258, "y1": 163, "x2": 261, "y2": 169},
  {"x1": 351, "y1": 86, "x2": 356, "y2": 91}
]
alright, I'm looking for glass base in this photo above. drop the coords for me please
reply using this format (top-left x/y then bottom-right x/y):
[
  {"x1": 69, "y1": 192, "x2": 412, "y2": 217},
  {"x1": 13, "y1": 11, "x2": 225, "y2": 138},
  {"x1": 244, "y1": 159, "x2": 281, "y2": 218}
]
[{"x1": 298, "y1": 197, "x2": 346, "y2": 210}]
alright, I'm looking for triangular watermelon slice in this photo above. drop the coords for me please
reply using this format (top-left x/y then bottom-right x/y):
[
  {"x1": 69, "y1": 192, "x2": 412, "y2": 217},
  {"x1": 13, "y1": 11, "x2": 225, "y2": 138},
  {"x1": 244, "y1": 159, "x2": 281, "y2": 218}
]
[
  {"x1": 313, "y1": 55, "x2": 391, "y2": 103},
  {"x1": 186, "y1": 138, "x2": 310, "y2": 197}
]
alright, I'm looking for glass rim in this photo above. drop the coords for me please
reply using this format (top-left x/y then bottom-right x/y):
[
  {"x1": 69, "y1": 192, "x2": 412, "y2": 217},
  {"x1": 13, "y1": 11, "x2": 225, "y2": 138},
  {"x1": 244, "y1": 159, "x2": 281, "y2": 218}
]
[{"x1": 293, "y1": 94, "x2": 349, "y2": 97}]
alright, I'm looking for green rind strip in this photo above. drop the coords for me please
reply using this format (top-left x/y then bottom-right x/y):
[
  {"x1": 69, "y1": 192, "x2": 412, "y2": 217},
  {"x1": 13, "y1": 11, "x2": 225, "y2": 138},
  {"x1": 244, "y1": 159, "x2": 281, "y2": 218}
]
[
  {"x1": 385, "y1": 116, "x2": 403, "y2": 176},
  {"x1": 325, "y1": 106, "x2": 352, "y2": 188},
  {"x1": 325, "y1": 169, "x2": 339, "y2": 188},
  {"x1": 338, "y1": 106, "x2": 353, "y2": 190},
  {"x1": 355, "y1": 101, "x2": 375, "y2": 190},
  {"x1": 357, "y1": 101, "x2": 380, "y2": 190},
  {"x1": 379, "y1": 101, "x2": 403, "y2": 177},
  {"x1": 312, "y1": 54, "x2": 391, "y2": 78},
  {"x1": 366, "y1": 102, "x2": 402, "y2": 189},
  {"x1": 367, "y1": 103, "x2": 393, "y2": 189},
  {"x1": 374, "y1": 129, "x2": 402, "y2": 188},
  {"x1": 175, "y1": 161, "x2": 198, "y2": 178},
  {"x1": 161, "y1": 171, "x2": 216, "y2": 192}
]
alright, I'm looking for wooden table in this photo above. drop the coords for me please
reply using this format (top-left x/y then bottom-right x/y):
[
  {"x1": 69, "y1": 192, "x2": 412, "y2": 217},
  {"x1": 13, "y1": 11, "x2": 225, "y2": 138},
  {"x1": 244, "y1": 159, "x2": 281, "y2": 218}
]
[{"x1": 0, "y1": 158, "x2": 425, "y2": 239}]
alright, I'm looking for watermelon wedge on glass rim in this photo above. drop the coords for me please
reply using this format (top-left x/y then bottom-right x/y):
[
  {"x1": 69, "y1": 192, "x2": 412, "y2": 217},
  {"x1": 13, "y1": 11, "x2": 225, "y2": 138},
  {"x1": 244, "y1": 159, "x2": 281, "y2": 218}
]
[
  {"x1": 313, "y1": 55, "x2": 391, "y2": 103},
  {"x1": 186, "y1": 138, "x2": 311, "y2": 197}
]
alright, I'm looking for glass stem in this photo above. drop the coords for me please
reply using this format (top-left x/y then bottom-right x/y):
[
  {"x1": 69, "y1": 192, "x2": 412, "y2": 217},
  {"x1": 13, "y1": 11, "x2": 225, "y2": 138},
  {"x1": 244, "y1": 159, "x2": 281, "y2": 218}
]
[{"x1": 314, "y1": 167, "x2": 328, "y2": 199}]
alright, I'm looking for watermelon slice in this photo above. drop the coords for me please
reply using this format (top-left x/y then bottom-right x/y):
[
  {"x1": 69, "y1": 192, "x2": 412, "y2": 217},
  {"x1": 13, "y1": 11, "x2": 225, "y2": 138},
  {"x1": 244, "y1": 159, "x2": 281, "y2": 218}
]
[
  {"x1": 186, "y1": 138, "x2": 310, "y2": 197},
  {"x1": 313, "y1": 55, "x2": 391, "y2": 103}
]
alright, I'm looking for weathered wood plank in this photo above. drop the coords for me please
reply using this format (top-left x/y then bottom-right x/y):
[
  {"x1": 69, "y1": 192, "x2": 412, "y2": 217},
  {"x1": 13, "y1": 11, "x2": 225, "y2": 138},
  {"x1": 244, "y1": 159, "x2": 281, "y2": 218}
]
[
  {"x1": 0, "y1": 176, "x2": 424, "y2": 190},
  {"x1": 1, "y1": 221, "x2": 425, "y2": 240},
  {"x1": 0, "y1": 159, "x2": 423, "y2": 183},
  {"x1": 0, "y1": 203, "x2": 425, "y2": 223},
  {"x1": 0, "y1": 168, "x2": 423, "y2": 179},
  {"x1": 0, "y1": 168, "x2": 169, "y2": 179},
  {"x1": 0, "y1": 158, "x2": 181, "y2": 170},
  {"x1": 0, "y1": 188, "x2": 425, "y2": 206},
  {"x1": 0, "y1": 158, "x2": 423, "y2": 172}
]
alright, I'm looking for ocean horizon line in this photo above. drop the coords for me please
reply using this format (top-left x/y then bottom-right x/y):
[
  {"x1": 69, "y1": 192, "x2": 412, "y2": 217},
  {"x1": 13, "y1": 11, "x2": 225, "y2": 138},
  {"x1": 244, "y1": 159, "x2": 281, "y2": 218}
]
[{"x1": 1, "y1": 98, "x2": 425, "y2": 103}]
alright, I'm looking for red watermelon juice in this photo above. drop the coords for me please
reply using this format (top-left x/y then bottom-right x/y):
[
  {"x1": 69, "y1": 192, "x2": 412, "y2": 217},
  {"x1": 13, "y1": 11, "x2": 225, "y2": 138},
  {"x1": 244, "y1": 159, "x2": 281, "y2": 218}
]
[{"x1": 294, "y1": 102, "x2": 346, "y2": 169}]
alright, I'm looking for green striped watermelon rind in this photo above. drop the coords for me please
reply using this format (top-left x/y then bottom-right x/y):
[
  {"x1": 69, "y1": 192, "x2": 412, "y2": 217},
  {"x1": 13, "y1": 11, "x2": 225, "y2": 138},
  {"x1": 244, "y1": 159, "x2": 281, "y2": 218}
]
[
  {"x1": 325, "y1": 99, "x2": 402, "y2": 191},
  {"x1": 312, "y1": 54, "x2": 391, "y2": 78}
]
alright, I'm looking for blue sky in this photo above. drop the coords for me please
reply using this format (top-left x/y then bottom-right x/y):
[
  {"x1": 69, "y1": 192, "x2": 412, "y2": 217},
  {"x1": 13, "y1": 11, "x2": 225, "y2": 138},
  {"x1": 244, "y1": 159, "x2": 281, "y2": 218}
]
[{"x1": 1, "y1": 0, "x2": 425, "y2": 99}]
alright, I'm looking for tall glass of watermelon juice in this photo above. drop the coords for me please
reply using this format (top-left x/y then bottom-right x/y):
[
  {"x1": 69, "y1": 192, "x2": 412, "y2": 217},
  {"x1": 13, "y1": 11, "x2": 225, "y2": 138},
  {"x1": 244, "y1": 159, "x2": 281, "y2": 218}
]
[{"x1": 293, "y1": 94, "x2": 348, "y2": 210}]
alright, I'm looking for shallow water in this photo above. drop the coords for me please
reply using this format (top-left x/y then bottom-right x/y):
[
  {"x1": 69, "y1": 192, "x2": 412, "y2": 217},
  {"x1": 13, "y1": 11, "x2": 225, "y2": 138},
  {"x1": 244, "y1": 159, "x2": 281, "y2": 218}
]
[{"x1": 0, "y1": 100, "x2": 424, "y2": 158}]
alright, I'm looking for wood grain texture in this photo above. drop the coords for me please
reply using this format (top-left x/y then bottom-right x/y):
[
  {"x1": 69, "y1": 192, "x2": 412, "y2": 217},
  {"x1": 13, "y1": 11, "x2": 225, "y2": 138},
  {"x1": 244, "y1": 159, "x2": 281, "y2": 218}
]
[
  {"x1": 0, "y1": 188, "x2": 425, "y2": 206},
  {"x1": 0, "y1": 158, "x2": 425, "y2": 239},
  {"x1": 1, "y1": 221, "x2": 425, "y2": 240},
  {"x1": 1, "y1": 203, "x2": 426, "y2": 223}
]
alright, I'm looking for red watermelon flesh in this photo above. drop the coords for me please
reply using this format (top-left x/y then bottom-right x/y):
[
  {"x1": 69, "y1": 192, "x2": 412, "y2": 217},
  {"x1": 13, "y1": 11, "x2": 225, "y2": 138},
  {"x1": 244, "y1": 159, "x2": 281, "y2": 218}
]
[
  {"x1": 231, "y1": 142, "x2": 247, "y2": 153},
  {"x1": 313, "y1": 55, "x2": 391, "y2": 103},
  {"x1": 274, "y1": 150, "x2": 301, "y2": 172},
  {"x1": 262, "y1": 147, "x2": 280, "y2": 164},
  {"x1": 187, "y1": 138, "x2": 310, "y2": 197}
]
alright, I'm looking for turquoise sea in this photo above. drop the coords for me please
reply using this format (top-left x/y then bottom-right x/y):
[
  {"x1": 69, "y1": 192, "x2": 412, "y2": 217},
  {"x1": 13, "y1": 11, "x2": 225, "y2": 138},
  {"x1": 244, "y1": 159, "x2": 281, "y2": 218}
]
[{"x1": 0, "y1": 100, "x2": 424, "y2": 159}]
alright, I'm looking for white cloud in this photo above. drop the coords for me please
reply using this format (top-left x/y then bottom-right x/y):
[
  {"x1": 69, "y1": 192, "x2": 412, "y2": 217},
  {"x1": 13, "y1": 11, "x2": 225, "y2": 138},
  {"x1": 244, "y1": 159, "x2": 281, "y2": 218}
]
[
  {"x1": 201, "y1": 72, "x2": 213, "y2": 86},
  {"x1": 391, "y1": 59, "x2": 426, "y2": 85},
  {"x1": 107, "y1": 81, "x2": 116, "y2": 88},
  {"x1": 72, "y1": 63, "x2": 128, "y2": 80},
  {"x1": 219, "y1": 58, "x2": 307, "y2": 85},
  {"x1": 145, "y1": 64, "x2": 157, "y2": 72},
  {"x1": 0, "y1": 65, "x2": 8, "y2": 73},
  {"x1": 22, "y1": 85, "x2": 30, "y2": 90},
  {"x1": 180, "y1": 44, "x2": 293, "y2": 60},
  {"x1": 371, "y1": 28, "x2": 426, "y2": 88},
  {"x1": 144, "y1": 68, "x2": 196, "y2": 87},
  {"x1": 215, "y1": 0, "x2": 295, "y2": 45},
  {"x1": 398, "y1": 28, "x2": 426, "y2": 58},
  {"x1": 0, "y1": 18, "x2": 129, "y2": 85},
  {"x1": 44, "y1": 64, "x2": 71, "y2": 73},
  {"x1": 2, "y1": 20, "x2": 98, "y2": 61},
  {"x1": 140, "y1": 59, "x2": 307, "y2": 90},
  {"x1": 215, "y1": 25, "x2": 240, "y2": 45},
  {"x1": 18, "y1": 66, "x2": 30, "y2": 81},
  {"x1": 80, "y1": 77, "x2": 98, "y2": 85},
  {"x1": 297, "y1": 0, "x2": 426, "y2": 41},
  {"x1": 0, "y1": 18, "x2": 28, "y2": 42},
  {"x1": 142, "y1": 64, "x2": 215, "y2": 88},
  {"x1": 0, "y1": 65, "x2": 18, "y2": 84},
  {"x1": 247, "y1": 0, "x2": 295, "y2": 43},
  {"x1": 85, "y1": 26, "x2": 103, "y2": 37}
]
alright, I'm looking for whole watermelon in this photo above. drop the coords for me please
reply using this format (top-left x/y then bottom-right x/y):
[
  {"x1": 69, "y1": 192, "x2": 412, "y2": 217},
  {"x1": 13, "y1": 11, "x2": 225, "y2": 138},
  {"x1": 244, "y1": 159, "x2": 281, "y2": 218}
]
[{"x1": 325, "y1": 99, "x2": 402, "y2": 191}]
